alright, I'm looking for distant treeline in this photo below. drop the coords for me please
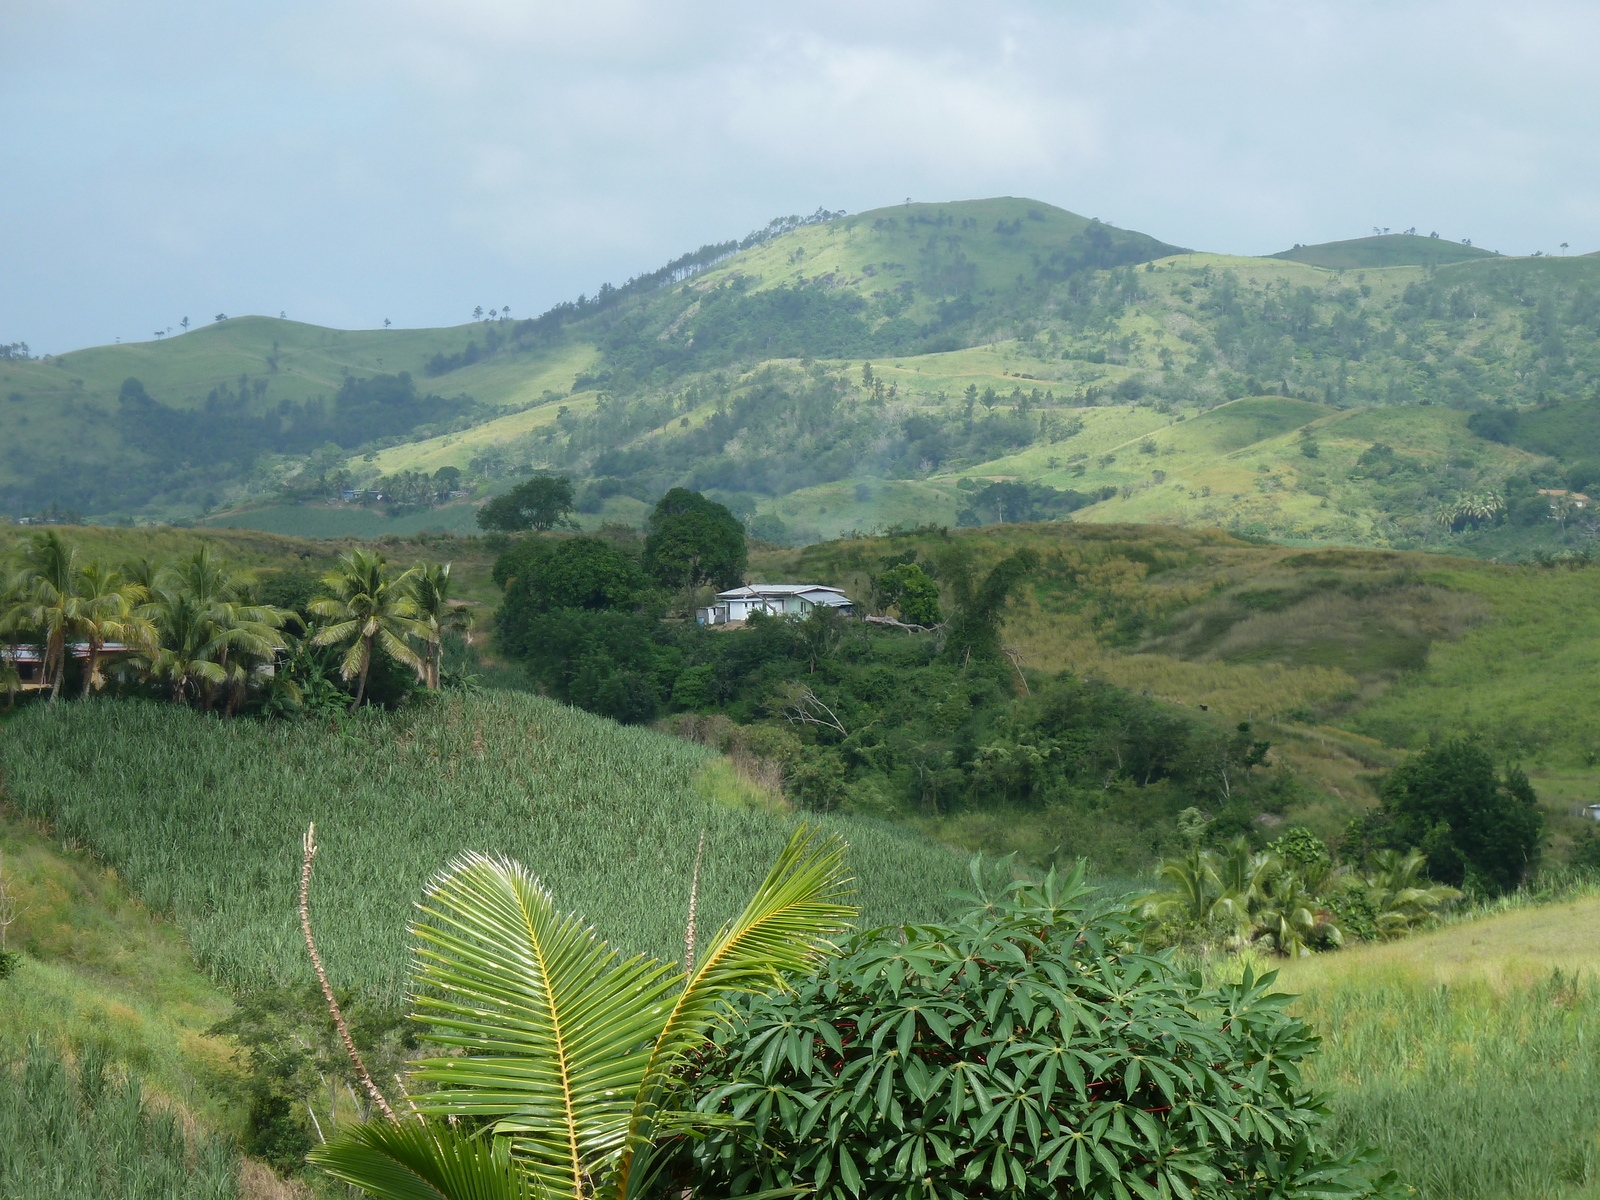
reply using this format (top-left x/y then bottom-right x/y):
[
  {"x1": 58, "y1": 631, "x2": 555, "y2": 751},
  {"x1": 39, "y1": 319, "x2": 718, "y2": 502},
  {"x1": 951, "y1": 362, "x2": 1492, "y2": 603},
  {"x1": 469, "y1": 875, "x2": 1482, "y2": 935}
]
[{"x1": 117, "y1": 372, "x2": 480, "y2": 468}]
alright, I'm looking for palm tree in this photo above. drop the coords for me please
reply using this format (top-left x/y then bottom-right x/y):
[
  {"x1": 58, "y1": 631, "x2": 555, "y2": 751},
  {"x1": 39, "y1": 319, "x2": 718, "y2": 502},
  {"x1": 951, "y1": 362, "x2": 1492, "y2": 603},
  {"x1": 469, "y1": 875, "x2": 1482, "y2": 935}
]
[
  {"x1": 75, "y1": 561, "x2": 155, "y2": 698},
  {"x1": 310, "y1": 826, "x2": 855, "y2": 1200},
  {"x1": 3, "y1": 531, "x2": 84, "y2": 702},
  {"x1": 160, "y1": 547, "x2": 291, "y2": 711},
  {"x1": 309, "y1": 549, "x2": 426, "y2": 710},
  {"x1": 1250, "y1": 867, "x2": 1343, "y2": 957},
  {"x1": 1136, "y1": 838, "x2": 1268, "y2": 945},
  {"x1": 409, "y1": 563, "x2": 472, "y2": 689},
  {"x1": 137, "y1": 589, "x2": 226, "y2": 704},
  {"x1": 1359, "y1": 848, "x2": 1461, "y2": 937}
]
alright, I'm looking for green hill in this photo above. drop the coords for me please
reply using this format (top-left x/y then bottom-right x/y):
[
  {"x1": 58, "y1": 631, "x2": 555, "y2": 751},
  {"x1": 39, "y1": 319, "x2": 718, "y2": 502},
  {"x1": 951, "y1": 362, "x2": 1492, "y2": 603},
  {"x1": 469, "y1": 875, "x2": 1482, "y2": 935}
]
[
  {"x1": 1269, "y1": 233, "x2": 1499, "y2": 268},
  {"x1": 9, "y1": 198, "x2": 1600, "y2": 560}
]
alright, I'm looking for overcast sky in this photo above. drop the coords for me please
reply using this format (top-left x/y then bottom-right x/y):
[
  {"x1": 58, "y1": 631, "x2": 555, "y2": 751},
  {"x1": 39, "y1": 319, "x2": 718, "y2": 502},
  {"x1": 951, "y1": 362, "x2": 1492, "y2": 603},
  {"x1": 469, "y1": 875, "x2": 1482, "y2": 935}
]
[{"x1": 5, "y1": 0, "x2": 1598, "y2": 354}]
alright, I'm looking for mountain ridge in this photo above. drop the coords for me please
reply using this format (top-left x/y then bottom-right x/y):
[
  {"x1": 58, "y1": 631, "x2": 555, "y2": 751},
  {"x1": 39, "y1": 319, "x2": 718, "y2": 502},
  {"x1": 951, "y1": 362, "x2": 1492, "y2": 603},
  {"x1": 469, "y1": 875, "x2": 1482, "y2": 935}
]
[{"x1": 6, "y1": 196, "x2": 1600, "y2": 560}]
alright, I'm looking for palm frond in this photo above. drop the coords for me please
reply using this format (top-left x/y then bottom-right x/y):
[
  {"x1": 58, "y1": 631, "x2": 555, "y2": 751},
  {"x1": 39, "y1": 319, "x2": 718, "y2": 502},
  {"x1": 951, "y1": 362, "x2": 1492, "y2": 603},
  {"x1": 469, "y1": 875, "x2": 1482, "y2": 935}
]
[
  {"x1": 405, "y1": 853, "x2": 684, "y2": 1200},
  {"x1": 309, "y1": 1119, "x2": 535, "y2": 1200},
  {"x1": 614, "y1": 826, "x2": 855, "y2": 1197}
]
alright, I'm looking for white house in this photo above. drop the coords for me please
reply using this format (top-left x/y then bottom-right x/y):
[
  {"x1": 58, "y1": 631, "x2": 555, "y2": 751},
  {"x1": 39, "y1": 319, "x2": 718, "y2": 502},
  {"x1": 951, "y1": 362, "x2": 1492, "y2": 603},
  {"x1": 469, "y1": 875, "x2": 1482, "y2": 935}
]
[{"x1": 697, "y1": 584, "x2": 854, "y2": 626}]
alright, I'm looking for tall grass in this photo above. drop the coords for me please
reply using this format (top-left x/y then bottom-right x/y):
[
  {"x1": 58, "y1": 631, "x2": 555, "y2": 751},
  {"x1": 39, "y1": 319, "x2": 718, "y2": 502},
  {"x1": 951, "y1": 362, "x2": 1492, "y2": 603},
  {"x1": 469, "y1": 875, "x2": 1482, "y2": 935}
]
[
  {"x1": 0, "y1": 1038, "x2": 236, "y2": 1199},
  {"x1": 0, "y1": 693, "x2": 971, "y2": 1007},
  {"x1": 1302, "y1": 973, "x2": 1600, "y2": 1200}
]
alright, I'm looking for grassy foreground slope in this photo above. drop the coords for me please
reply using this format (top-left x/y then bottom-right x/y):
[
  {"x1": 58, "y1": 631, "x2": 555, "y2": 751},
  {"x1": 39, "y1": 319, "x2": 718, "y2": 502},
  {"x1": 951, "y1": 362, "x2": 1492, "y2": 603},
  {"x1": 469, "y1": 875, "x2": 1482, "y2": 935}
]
[
  {"x1": 0, "y1": 810, "x2": 240, "y2": 1132},
  {"x1": 0, "y1": 693, "x2": 970, "y2": 1007},
  {"x1": 1272, "y1": 893, "x2": 1600, "y2": 1200}
]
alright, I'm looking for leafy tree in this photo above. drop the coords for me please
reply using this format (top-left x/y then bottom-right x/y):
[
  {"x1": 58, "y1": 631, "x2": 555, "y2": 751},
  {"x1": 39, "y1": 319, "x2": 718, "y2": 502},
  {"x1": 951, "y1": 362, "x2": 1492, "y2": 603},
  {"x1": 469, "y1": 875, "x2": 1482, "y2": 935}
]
[
  {"x1": 874, "y1": 561, "x2": 942, "y2": 625},
  {"x1": 309, "y1": 549, "x2": 427, "y2": 710},
  {"x1": 494, "y1": 537, "x2": 648, "y2": 619},
  {"x1": 939, "y1": 546, "x2": 1038, "y2": 663},
  {"x1": 309, "y1": 827, "x2": 854, "y2": 1200},
  {"x1": 1378, "y1": 737, "x2": 1542, "y2": 892},
  {"x1": 137, "y1": 589, "x2": 227, "y2": 704},
  {"x1": 643, "y1": 488, "x2": 747, "y2": 593},
  {"x1": 476, "y1": 475, "x2": 577, "y2": 533},
  {"x1": 683, "y1": 861, "x2": 1399, "y2": 1200},
  {"x1": 157, "y1": 546, "x2": 290, "y2": 712},
  {"x1": 73, "y1": 561, "x2": 154, "y2": 698}
]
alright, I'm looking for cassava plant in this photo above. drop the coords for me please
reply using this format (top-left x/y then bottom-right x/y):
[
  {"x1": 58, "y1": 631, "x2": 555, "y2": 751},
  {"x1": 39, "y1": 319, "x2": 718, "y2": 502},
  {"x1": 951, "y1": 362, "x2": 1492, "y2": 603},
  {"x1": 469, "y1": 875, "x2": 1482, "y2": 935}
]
[{"x1": 681, "y1": 858, "x2": 1400, "y2": 1200}]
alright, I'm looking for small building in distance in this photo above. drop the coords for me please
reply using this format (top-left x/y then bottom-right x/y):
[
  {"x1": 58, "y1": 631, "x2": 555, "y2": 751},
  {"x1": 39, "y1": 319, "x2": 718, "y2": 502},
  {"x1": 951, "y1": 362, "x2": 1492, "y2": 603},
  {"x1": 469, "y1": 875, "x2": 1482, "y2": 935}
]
[{"x1": 698, "y1": 584, "x2": 854, "y2": 626}]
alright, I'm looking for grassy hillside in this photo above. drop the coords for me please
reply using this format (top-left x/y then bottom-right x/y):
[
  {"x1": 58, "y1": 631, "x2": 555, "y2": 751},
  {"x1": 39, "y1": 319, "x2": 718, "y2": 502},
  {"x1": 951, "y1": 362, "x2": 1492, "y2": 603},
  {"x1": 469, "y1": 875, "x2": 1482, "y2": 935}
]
[
  {"x1": 0, "y1": 693, "x2": 971, "y2": 1007},
  {"x1": 1271, "y1": 891, "x2": 1600, "y2": 1200},
  {"x1": 0, "y1": 809, "x2": 241, "y2": 1133},
  {"x1": 1270, "y1": 232, "x2": 1499, "y2": 268},
  {"x1": 752, "y1": 520, "x2": 1600, "y2": 858}
]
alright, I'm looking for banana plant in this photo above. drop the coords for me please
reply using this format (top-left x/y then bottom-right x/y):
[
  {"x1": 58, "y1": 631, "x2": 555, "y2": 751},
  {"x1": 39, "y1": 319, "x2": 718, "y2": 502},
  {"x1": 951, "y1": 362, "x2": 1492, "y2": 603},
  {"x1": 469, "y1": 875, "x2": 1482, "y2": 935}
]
[{"x1": 310, "y1": 826, "x2": 856, "y2": 1200}]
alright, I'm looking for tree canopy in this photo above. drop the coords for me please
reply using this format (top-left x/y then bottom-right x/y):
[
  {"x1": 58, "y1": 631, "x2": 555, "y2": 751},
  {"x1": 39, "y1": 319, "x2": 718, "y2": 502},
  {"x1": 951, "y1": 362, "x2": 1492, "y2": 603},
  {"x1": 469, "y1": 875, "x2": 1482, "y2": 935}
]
[
  {"x1": 1375, "y1": 737, "x2": 1542, "y2": 893},
  {"x1": 643, "y1": 488, "x2": 747, "y2": 592},
  {"x1": 476, "y1": 475, "x2": 577, "y2": 533},
  {"x1": 683, "y1": 861, "x2": 1399, "y2": 1200}
]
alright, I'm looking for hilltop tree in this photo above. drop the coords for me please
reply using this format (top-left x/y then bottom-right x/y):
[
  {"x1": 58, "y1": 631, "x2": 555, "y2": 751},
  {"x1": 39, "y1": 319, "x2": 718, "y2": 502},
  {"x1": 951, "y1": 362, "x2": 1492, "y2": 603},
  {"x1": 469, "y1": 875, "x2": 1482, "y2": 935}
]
[
  {"x1": 309, "y1": 549, "x2": 426, "y2": 710},
  {"x1": 476, "y1": 475, "x2": 577, "y2": 533},
  {"x1": 643, "y1": 488, "x2": 746, "y2": 593}
]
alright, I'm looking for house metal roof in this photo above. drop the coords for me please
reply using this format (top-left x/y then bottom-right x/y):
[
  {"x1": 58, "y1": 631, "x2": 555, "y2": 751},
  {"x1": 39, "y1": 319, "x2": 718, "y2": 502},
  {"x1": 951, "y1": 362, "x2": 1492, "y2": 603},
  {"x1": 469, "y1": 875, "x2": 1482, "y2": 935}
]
[{"x1": 715, "y1": 584, "x2": 849, "y2": 599}]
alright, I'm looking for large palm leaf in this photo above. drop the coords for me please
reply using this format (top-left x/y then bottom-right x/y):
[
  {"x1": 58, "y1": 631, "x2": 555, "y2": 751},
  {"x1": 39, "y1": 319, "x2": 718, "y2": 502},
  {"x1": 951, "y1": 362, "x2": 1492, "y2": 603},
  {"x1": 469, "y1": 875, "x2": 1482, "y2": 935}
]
[
  {"x1": 344, "y1": 826, "x2": 853, "y2": 1200},
  {"x1": 311, "y1": 1120, "x2": 533, "y2": 1200}
]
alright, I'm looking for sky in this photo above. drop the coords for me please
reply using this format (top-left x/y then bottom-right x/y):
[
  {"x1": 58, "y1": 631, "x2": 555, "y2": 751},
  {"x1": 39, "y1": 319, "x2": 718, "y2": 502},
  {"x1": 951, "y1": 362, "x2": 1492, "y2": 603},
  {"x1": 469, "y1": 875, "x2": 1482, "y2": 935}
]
[{"x1": 4, "y1": 0, "x2": 1599, "y2": 354}]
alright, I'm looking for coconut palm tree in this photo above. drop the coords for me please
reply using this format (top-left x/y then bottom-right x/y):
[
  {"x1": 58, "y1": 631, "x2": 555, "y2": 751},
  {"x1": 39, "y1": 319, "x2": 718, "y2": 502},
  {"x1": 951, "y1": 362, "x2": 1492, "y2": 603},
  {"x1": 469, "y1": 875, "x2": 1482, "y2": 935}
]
[
  {"x1": 3, "y1": 531, "x2": 85, "y2": 702},
  {"x1": 74, "y1": 561, "x2": 155, "y2": 698},
  {"x1": 1136, "y1": 837, "x2": 1269, "y2": 945},
  {"x1": 309, "y1": 549, "x2": 426, "y2": 710},
  {"x1": 1250, "y1": 867, "x2": 1343, "y2": 957},
  {"x1": 137, "y1": 589, "x2": 227, "y2": 704},
  {"x1": 310, "y1": 826, "x2": 855, "y2": 1200},
  {"x1": 1359, "y1": 848, "x2": 1461, "y2": 937},
  {"x1": 409, "y1": 562, "x2": 472, "y2": 689},
  {"x1": 159, "y1": 547, "x2": 291, "y2": 710}
]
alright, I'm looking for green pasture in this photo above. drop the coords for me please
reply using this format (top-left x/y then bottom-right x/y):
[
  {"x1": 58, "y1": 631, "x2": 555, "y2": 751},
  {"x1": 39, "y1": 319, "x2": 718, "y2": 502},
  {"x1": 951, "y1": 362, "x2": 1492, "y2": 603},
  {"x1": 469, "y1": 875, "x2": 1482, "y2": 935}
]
[{"x1": 1267, "y1": 892, "x2": 1600, "y2": 1200}]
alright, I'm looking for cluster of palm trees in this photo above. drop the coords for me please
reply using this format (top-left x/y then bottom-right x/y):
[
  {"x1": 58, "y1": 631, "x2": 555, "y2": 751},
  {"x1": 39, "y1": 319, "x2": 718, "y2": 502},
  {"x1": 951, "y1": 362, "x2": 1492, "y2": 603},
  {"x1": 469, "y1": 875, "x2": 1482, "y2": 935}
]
[
  {"x1": 1137, "y1": 832, "x2": 1460, "y2": 956},
  {"x1": 0, "y1": 532, "x2": 470, "y2": 713},
  {"x1": 1434, "y1": 490, "x2": 1506, "y2": 531}
]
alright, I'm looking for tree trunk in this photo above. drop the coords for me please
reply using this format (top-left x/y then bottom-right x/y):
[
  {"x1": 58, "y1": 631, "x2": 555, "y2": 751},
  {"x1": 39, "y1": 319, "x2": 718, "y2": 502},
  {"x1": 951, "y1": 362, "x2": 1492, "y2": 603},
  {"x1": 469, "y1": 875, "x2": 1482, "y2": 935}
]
[
  {"x1": 350, "y1": 636, "x2": 372, "y2": 711},
  {"x1": 48, "y1": 634, "x2": 64, "y2": 704},
  {"x1": 81, "y1": 636, "x2": 101, "y2": 699}
]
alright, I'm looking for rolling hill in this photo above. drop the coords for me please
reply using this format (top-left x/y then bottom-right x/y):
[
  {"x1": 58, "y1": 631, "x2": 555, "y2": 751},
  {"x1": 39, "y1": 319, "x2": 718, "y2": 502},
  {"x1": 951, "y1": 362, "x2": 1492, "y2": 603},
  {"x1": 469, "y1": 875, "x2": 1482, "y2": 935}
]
[
  {"x1": 8, "y1": 197, "x2": 1600, "y2": 559},
  {"x1": 1269, "y1": 232, "x2": 1499, "y2": 269}
]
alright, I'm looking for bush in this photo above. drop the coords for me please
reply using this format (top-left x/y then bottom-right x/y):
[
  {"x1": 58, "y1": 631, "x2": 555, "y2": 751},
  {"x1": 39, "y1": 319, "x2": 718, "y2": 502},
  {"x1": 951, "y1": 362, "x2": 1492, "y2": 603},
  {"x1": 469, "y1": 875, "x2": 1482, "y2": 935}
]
[{"x1": 685, "y1": 862, "x2": 1397, "y2": 1200}]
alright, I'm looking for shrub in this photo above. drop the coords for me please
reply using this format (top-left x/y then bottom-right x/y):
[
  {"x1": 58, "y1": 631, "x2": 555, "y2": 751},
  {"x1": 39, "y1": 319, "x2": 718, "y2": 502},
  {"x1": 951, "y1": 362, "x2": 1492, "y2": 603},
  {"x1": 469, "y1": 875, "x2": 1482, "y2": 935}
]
[{"x1": 685, "y1": 862, "x2": 1398, "y2": 1200}]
